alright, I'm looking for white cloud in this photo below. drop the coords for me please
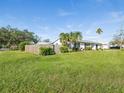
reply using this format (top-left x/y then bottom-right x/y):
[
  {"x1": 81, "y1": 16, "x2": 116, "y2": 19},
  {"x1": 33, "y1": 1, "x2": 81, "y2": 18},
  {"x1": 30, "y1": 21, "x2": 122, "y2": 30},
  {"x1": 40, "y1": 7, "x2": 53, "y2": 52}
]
[
  {"x1": 93, "y1": 11, "x2": 124, "y2": 25},
  {"x1": 109, "y1": 11, "x2": 124, "y2": 19}
]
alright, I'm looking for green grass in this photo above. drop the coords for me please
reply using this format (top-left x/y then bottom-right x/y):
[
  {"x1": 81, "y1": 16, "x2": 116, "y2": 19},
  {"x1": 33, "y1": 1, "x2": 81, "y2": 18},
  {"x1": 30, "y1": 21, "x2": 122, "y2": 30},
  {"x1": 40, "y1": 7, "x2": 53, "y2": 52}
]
[{"x1": 0, "y1": 51, "x2": 124, "y2": 93}]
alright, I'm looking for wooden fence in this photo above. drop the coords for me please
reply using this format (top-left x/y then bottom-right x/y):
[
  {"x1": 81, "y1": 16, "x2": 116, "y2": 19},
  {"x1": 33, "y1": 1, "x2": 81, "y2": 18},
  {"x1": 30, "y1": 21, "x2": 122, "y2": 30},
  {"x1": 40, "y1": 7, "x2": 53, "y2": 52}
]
[{"x1": 25, "y1": 44, "x2": 54, "y2": 54}]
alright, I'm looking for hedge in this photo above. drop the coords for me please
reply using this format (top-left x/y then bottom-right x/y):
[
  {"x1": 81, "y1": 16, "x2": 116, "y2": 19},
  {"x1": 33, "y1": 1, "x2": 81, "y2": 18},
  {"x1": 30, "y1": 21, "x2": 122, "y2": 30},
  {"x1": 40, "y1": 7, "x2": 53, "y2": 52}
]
[
  {"x1": 19, "y1": 41, "x2": 30, "y2": 51},
  {"x1": 40, "y1": 47, "x2": 55, "y2": 56},
  {"x1": 60, "y1": 46, "x2": 69, "y2": 53}
]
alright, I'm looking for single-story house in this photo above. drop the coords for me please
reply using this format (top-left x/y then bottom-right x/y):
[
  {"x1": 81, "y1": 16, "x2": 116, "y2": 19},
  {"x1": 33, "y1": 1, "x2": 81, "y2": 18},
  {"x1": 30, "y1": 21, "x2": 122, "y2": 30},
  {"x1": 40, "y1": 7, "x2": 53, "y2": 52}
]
[
  {"x1": 109, "y1": 44, "x2": 124, "y2": 49},
  {"x1": 102, "y1": 44, "x2": 110, "y2": 49},
  {"x1": 53, "y1": 39, "x2": 103, "y2": 52},
  {"x1": 25, "y1": 39, "x2": 110, "y2": 54},
  {"x1": 80, "y1": 40, "x2": 102, "y2": 50}
]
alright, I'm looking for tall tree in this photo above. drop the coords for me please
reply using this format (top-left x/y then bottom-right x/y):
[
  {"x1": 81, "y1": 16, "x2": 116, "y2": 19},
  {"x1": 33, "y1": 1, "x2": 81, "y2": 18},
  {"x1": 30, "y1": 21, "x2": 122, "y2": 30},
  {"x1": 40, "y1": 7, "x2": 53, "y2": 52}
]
[
  {"x1": 96, "y1": 28, "x2": 103, "y2": 35},
  {"x1": 111, "y1": 28, "x2": 124, "y2": 49},
  {"x1": 59, "y1": 31, "x2": 82, "y2": 51},
  {"x1": 0, "y1": 25, "x2": 40, "y2": 48},
  {"x1": 69, "y1": 32, "x2": 82, "y2": 51},
  {"x1": 59, "y1": 33, "x2": 69, "y2": 46}
]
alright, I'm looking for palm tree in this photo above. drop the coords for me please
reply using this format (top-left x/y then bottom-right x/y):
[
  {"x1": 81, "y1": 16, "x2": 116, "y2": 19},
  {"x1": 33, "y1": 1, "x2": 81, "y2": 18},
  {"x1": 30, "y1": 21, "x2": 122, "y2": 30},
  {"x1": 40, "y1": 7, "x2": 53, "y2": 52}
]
[
  {"x1": 59, "y1": 31, "x2": 82, "y2": 51},
  {"x1": 59, "y1": 33, "x2": 69, "y2": 46},
  {"x1": 69, "y1": 32, "x2": 82, "y2": 42},
  {"x1": 96, "y1": 28, "x2": 103, "y2": 35},
  {"x1": 75, "y1": 31, "x2": 82, "y2": 42},
  {"x1": 96, "y1": 28, "x2": 103, "y2": 49},
  {"x1": 69, "y1": 31, "x2": 82, "y2": 51}
]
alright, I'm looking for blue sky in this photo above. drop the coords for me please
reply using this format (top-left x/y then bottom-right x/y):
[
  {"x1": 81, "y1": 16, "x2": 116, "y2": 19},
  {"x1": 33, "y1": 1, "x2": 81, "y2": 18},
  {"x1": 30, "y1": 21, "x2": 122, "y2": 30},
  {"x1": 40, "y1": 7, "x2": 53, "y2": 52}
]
[{"x1": 0, "y1": 0, "x2": 124, "y2": 43}]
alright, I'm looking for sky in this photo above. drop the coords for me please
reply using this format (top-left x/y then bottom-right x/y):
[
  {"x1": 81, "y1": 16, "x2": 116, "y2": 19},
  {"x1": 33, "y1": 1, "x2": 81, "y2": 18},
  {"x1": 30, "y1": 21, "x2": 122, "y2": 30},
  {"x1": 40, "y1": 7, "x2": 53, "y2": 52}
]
[{"x1": 0, "y1": 0, "x2": 124, "y2": 43}]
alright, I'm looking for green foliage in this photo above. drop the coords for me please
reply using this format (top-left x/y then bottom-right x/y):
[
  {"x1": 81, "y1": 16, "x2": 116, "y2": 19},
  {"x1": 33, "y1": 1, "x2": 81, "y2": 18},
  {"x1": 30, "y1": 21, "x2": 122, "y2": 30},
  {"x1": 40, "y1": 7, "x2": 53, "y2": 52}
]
[
  {"x1": 0, "y1": 25, "x2": 40, "y2": 49},
  {"x1": 59, "y1": 31, "x2": 82, "y2": 51},
  {"x1": 111, "y1": 29, "x2": 124, "y2": 48},
  {"x1": 40, "y1": 47, "x2": 55, "y2": 56},
  {"x1": 19, "y1": 41, "x2": 30, "y2": 51},
  {"x1": 1, "y1": 51, "x2": 124, "y2": 93},
  {"x1": 0, "y1": 45, "x2": 2, "y2": 49},
  {"x1": 85, "y1": 46, "x2": 92, "y2": 50},
  {"x1": 96, "y1": 28, "x2": 103, "y2": 35},
  {"x1": 60, "y1": 46, "x2": 69, "y2": 53},
  {"x1": 98, "y1": 48, "x2": 103, "y2": 51}
]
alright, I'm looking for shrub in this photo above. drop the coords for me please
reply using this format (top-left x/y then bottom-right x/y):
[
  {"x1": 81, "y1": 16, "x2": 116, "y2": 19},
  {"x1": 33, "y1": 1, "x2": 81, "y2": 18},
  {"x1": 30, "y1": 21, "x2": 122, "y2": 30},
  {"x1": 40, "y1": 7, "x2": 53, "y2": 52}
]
[
  {"x1": 60, "y1": 46, "x2": 69, "y2": 53},
  {"x1": 0, "y1": 45, "x2": 2, "y2": 49},
  {"x1": 19, "y1": 41, "x2": 30, "y2": 51},
  {"x1": 40, "y1": 47, "x2": 55, "y2": 56},
  {"x1": 98, "y1": 48, "x2": 103, "y2": 51},
  {"x1": 85, "y1": 46, "x2": 92, "y2": 50}
]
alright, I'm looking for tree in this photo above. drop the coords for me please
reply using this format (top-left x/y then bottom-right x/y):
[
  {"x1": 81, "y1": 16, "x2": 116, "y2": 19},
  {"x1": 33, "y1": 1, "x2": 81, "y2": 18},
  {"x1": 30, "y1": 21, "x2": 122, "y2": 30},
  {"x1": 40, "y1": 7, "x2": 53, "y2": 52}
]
[
  {"x1": 33, "y1": 35, "x2": 41, "y2": 44},
  {"x1": 19, "y1": 41, "x2": 30, "y2": 51},
  {"x1": 0, "y1": 25, "x2": 40, "y2": 49},
  {"x1": 69, "y1": 32, "x2": 82, "y2": 51},
  {"x1": 59, "y1": 33, "x2": 69, "y2": 46},
  {"x1": 119, "y1": 29, "x2": 124, "y2": 49},
  {"x1": 96, "y1": 28, "x2": 103, "y2": 35},
  {"x1": 43, "y1": 39, "x2": 50, "y2": 42},
  {"x1": 59, "y1": 31, "x2": 82, "y2": 51},
  {"x1": 111, "y1": 28, "x2": 124, "y2": 49}
]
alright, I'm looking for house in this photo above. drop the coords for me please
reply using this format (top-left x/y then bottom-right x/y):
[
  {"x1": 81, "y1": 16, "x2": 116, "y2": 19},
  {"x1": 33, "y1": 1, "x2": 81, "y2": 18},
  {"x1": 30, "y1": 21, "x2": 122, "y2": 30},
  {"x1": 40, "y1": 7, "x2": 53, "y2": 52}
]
[
  {"x1": 102, "y1": 44, "x2": 110, "y2": 49},
  {"x1": 80, "y1": 40, "x2": 102, "y2": 50},
  {"x1": 25, "y1": 39, "x2": 110, "y2": 54},
  {"x1": 52, "y1": 39, "x2": 103, "y2": 52},
  {"x1": 109, "y1": 44, "x2": 121, "y2": 49}
]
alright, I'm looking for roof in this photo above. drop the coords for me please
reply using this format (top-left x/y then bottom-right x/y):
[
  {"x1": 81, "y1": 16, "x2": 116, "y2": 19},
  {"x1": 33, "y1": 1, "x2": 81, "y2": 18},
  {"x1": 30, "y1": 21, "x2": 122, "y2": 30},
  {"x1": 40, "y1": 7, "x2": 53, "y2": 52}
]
[
  {"x1": 80, "y1": 40, "x2": 102, "y2": 45},
  {"x1": 51, "y1": 39, "x2": 59, "y2": 44},
  {"x1": 52, "y1": 39, "x2": 102, "y2": 45}
]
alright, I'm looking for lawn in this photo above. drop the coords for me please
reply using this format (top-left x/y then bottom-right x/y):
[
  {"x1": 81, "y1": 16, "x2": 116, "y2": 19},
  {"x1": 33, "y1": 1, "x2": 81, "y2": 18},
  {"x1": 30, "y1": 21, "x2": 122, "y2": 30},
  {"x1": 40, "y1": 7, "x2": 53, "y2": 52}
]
[{"x1": 0, "y1": 51, "x2": 124, "y2": 93}]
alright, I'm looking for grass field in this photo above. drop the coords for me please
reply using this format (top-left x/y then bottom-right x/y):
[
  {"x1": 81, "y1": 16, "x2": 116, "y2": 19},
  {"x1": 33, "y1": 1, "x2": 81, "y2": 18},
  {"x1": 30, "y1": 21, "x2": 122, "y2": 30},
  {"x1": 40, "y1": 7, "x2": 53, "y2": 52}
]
[{"x1": 0, "y1": 51, "x2": 124, "y2": 93}]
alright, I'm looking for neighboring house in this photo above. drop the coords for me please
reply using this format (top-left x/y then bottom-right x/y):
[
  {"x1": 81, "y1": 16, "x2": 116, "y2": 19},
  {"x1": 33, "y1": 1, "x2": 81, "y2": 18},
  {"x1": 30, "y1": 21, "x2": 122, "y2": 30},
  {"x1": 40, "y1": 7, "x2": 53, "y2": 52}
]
[
  {"x1": 52, "y1": 39, "x2": 103, "y2": 51},
  {"x1": 102, "y1": 44, "x2": 110, "y2": 49},
  {"x1": 52, "y1": 39, "x2": 62, "y2": 54},
  {"x1": 25, "y1": 39, "x2": 110, "y2": 54},
  {"x1": 80, "y1": 40, "x2": 102, "y2": 50},
  {"x1": 109, "y1": 44, "x2": 124, "y2": 49},
  {"x1": 122, "y1": 45, "x2": 124, "y2": 48}
]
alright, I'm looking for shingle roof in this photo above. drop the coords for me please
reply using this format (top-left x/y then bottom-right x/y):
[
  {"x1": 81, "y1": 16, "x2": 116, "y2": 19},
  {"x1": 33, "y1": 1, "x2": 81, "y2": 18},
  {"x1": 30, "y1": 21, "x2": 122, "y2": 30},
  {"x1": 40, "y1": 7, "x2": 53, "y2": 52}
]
[
  {"x1": 80, "y1": 40, "x2": 102, "y2": 45},
  {"x1": 52, "y1": 39, "x2": 102, "y2": 45}
]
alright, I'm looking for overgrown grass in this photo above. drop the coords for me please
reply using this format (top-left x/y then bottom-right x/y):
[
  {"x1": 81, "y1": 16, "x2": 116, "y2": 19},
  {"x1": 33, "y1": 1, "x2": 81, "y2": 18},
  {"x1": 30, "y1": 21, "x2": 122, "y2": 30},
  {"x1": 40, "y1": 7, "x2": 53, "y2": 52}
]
[{"x1": 0, "y1": 51, "x2": 124, "y2": 93}]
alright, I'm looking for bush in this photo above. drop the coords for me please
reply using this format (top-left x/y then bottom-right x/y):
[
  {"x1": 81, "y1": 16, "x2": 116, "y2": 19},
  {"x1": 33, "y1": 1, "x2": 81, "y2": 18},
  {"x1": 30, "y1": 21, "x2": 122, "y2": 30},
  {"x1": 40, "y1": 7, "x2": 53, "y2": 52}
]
[
  {"x1": 19, "y1": 41, "x2": 30, "y2": 51},
  {"x1": 85, "y1": 46, "x2": 92, "y2": 50},
  {"x1": 60, "y1": 46, "x2": 69, "y2": 53},
  {"x1": 0, "y1": 45, "x2": 2, "y2": 49},
  {"x1": 98, "y1": 48, "x2": 103, "y2": 51},
  {"x1": 40, "y1": 47, "x2": 55, "y2": 56}
]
